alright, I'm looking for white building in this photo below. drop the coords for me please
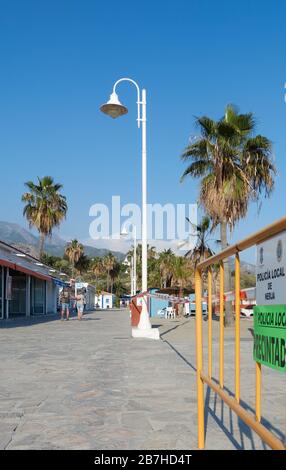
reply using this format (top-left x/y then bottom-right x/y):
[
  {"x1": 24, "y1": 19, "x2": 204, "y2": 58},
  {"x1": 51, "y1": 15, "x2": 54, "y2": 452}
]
[{"x1": 94, "y1": 291, "x2": 114, "y2": 309}]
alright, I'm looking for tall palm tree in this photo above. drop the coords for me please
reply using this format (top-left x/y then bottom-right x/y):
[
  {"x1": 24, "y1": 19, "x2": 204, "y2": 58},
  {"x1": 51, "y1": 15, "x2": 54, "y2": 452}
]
[
  {"x1": 170, "y1": 257, "x2": 193, "y2": 313},
  {"x1": 91, "y1": 257, "x2": 103, "y2": 284},
  {"x1": 181, "y1": 105, "x2": 276, "y2": 325},
  {"x1": 22, "y1": 176, "x2": 67, "y2": 257},
  {"x1": 102, "y1": 252, "x2": 116, "y2": 292},
  {"x1": 65, "y1": 239, "x2": 84, "y2": 278},
  {"x1": 110, "y1": 261, "x2": 121, "y2": 294},
  {"x1": 158, "y1": 249, "x2": 176, "y2": 288}
]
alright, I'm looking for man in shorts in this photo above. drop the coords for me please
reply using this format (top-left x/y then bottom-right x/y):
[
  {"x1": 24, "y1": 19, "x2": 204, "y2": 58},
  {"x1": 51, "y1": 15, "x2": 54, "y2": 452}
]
[
  {"x1": 76, "y1": 288, "x2": 85, "y2": 321},
  {"x1": 59, "y1": 287, "x2": 71, "y2": 321}
]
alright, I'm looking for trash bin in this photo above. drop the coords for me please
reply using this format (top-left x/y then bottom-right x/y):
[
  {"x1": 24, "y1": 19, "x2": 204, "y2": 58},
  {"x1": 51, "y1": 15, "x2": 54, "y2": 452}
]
[{"x1": 129, "y1": 297, "x2": 142, "y2": 327}]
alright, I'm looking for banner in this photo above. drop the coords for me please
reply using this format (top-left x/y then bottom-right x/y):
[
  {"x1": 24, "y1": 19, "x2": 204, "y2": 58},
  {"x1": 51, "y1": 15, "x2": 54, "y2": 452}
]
[{"x1": 253, "y1": 305, "x2": 286, "y2": 373}]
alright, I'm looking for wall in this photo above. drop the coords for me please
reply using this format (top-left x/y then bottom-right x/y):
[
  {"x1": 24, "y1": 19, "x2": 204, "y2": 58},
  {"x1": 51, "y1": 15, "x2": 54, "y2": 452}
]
[{"x1": 46, "y1": 281, "x2": 58, "y2": 314}]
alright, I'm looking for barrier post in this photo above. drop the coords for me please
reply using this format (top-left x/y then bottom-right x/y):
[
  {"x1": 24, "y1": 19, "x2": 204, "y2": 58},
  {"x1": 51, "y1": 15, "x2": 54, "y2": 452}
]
[
  {"x1": 195, "y1": 267, "x2": 204, "y2": 449},
  {"x1": 208, "y1": 268, "x2": 212, "y2": 379},
  {"x1": 256, "y1": 362, "x2": 262, "y2": 422},
  {"x1": 235, "y1": 253, "x2": 240, "y2": 402},
  {"x1": 219, "y1": 261, "x2": 224, "y2": 388}
]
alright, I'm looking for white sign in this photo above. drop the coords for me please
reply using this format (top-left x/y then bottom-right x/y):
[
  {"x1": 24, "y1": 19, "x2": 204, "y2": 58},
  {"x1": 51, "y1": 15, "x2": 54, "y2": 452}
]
[{"x1": 256, "y1": 231, "x2": 286, "y2": 305}]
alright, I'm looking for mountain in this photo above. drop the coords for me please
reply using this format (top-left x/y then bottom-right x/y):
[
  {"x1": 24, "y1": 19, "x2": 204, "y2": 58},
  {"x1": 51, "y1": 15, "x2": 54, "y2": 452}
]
[
  {"x1": 0, "y1": 221, "x2": 125, "y2": 261},
  {"x1": 228, "y1": 257, "x2": 256, "y2": 274}
]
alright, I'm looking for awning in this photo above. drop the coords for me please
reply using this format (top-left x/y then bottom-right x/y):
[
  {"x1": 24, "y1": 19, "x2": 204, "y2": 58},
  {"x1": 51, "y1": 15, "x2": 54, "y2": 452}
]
[
  {"x1": 53, "y1": 278, "x2": 69, "y2": 287},
  {"x1": 0, "y1": 258, "x2": 15, "y2": 269},
  {"x1": 15, "y1": 264, "x2": 51, "y2": 281},
  {"x1": 0, "y1": 258, "x2": 51, "y2": 281}
]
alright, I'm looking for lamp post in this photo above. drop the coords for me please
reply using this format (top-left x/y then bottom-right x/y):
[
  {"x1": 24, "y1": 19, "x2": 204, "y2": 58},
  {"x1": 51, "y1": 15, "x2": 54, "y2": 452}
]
[
  {"x1": 100, "y1": 78, "x2": 159, "y2": 340},
  {"x1": 121, "y1": 224, "x2": 137, "y2": 296}
]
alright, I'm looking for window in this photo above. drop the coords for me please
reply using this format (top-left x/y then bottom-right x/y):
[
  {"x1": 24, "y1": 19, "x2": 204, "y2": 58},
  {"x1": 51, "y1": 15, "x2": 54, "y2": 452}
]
[{"x1": 31, "y1": 278, "x2": 46, "y2": 314}]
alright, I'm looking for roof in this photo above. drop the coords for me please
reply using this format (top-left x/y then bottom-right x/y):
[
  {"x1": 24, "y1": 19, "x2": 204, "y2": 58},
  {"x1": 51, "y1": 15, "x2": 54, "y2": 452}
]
[
  {"x1": 98, "y1": 291, "x2": 115, "y2": 296},
  {"x1": 0, "y1": 239, "x2": 66, "y2": 283}
]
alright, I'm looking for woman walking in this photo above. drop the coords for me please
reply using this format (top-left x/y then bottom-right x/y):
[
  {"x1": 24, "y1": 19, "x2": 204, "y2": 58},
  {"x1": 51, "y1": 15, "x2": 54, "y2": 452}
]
[{"x1": 76, "y1": 288, "x2": 85, "y2": 321}]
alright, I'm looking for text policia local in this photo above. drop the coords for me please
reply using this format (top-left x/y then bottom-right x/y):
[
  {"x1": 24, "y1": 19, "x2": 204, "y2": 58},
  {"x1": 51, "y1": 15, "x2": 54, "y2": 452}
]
[
  {"x1": 257, "y1": 267, "x2": 285, "y2": 301},
  {"x1": 257, "y1": 267, "x2": 285, "y2": 283}
]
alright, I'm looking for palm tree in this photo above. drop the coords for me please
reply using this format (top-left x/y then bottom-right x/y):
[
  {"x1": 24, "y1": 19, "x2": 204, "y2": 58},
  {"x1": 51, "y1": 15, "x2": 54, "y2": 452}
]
[
  {"x1": 181, "y1": 105, "x2": 276, "y2": 325},
  {"x1": 185, "y1": 216, "x2": 215, "y2": 267},
  {"x1": 102, "y1": 252, "x2": 116, "y2": 292},
  {"x1": 65, "y1": 239, "x2": 84, "y2": 278},
  {"x1": 158, "y1": 249, "x2": 176, "y2": 288},
  {"x1": 170, "y1": 257, "x2": 193, "y2": 314},
  {"x1": 91, "y1": 257, "x2": 103, "y2": 283},
  {"x1": 110, "y1": 261, "x2": 121, "y2": 294},
  {"x1": 22, "y1": 176, "x2": 67, "y2": 257},
  {"x1": 74, "y1": 254, "x2": 90, "y2": 276}
]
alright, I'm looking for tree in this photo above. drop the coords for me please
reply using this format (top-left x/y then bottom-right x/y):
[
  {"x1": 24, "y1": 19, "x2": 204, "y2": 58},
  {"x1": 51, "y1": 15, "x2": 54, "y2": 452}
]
[
  {"x1": 184, "y1": 216, "x2": 215, "y2": 267},
  {"x1": 170, "y1": 256, "x2": 193, "y2": 314},
  {"x1": 158, "y1": 249, "x2": 176, "y2": 288},
  {"x1": 102, "y1": 252, "x2": 117, "y2": 292},
  {"x1": 74, "y1": 254, "x2": 90, "y2": 276},
  {"x1": 181, "y1": 105, "x2": 276, "y2": 325},
  {"x1": 65, "y1": 239, "x2": 84, "y2": 278},
  {"x1": 126, "y1": 243, "x2": 157, "y2": 290},
  {"x1": 91, "y1": 257, "x2": 103, "y2": 283},
  {"x1": 41, "y1": 253, "x2": 72, "y2": 277},
  {"x1": 110, "y1": 261, "x2": 122, "y2": 294},
  {"x1": 22, "y1": 176, "x2": 67, "y2": 257}
]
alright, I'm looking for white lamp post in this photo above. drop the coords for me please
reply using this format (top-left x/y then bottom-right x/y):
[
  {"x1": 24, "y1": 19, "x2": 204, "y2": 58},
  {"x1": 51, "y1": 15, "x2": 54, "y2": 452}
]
[
  {"x1": 100, "y1": 78, "x2": 159, "y2": 340},
  {"x1": 121, "y1": 225, "x2": 137, "y2": 296},
  {"x1": 130, "y1": 255, "x2": 134, "y2": 296}
]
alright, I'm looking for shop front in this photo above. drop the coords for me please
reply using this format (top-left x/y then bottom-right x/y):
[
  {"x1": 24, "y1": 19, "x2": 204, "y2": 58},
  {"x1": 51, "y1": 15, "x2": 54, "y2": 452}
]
[
  {"x1": 0, "y1": 240, "x2": 61, "y2": 320},
  {"x1": 0, "y1": 266, "x2": 4, "y2": 319}
]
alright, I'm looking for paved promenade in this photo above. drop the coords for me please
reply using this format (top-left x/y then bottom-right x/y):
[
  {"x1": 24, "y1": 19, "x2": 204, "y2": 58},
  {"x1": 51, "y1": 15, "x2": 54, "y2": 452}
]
[{"x1": 0, "y1": 310, "x2": 285, "y2": 450}]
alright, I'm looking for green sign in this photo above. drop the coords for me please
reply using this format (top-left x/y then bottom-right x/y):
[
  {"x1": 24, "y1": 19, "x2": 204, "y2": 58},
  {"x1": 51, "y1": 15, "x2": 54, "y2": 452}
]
[{"x1": 253, "y1": 305, "x2": 286, "y2": 373}]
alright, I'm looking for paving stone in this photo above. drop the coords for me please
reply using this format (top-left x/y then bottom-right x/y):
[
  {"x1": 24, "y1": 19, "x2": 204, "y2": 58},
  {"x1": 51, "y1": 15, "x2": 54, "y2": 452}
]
[{"x1": 0, "y1": 310, "x2": 285, "y2": 450}]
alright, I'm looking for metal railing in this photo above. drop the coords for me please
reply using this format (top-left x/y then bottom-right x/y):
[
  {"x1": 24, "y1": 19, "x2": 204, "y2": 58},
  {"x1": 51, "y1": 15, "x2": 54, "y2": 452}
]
[{"x1": 195, "y1": 216, "x2": 286, "y2": 450}]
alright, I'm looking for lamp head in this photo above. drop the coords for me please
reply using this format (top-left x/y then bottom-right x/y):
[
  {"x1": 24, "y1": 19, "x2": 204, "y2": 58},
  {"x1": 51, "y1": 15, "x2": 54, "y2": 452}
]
[{"x1": 100, "y1": 92, "x2": 128, "y2": 118}]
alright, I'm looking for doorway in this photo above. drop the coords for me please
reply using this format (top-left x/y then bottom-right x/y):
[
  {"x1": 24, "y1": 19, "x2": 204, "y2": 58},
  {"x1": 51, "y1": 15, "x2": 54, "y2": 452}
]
[{"x1": 9, "y1": 270, "x2": 27, "y2": 317}]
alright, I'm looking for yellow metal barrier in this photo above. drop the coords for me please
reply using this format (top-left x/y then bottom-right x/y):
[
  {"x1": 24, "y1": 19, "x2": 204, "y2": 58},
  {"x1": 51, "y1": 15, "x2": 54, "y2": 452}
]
[{"x1": 195, "y1": 216, "x2": 286, "y2": 450}]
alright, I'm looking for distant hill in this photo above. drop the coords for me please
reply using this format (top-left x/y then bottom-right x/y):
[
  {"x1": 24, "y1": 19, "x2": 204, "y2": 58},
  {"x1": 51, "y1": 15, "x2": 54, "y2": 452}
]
[
  {"x1": 0, "y1": 221, "x2": 125, "y2": 261},
  {"x1": 229, "y1": 257, "x2": 256, "y2": 274}
]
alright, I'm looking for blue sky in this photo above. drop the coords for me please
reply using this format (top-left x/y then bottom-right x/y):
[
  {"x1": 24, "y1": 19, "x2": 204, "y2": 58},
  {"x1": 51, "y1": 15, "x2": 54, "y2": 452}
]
[{"x1": 0, "y1": 0, "x2": 285, "y2": 257}]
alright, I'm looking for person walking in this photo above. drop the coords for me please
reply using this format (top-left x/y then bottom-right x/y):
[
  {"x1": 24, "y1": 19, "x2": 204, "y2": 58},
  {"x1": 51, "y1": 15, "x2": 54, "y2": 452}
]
[
  {"x1": 76, "y1": 288, "x2": 85, "y2": 321},
  {"x1": 83, "y1": 288, "x2": 87, "y2": 311},
  {"x1": 59, "y1": 286, "x2": 71, "y2": 321}
]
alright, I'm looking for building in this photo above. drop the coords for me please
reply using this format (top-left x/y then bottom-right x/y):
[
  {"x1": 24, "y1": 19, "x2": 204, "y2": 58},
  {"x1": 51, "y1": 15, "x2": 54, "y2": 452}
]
[
  {"x1": 0, "y1": 240, "x2": 68, "y2": 319},
  {"x1": 94, "y1": 292, "x2": 115, "y2": 309}
]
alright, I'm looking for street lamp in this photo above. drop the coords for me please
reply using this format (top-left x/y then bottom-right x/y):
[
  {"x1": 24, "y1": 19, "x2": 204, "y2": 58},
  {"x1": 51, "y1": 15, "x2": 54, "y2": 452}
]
[
  {"x1": 100, "y1": 77, "x2": 159, "y2": 340},
  {"x1": 121, "y1": 225, "x2": 137, "y2": 296}
]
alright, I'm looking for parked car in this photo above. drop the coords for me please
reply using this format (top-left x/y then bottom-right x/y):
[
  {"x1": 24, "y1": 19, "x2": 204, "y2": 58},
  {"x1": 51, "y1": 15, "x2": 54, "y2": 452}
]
[{"x1": 241, "y1": 305, "x2": 254, "y2": 317}]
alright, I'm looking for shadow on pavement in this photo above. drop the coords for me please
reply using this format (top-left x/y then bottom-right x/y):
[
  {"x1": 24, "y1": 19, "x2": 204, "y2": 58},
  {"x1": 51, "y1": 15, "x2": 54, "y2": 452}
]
[
  {"x1": 0, "y1": 311, "x2": 100, "y2": 328},
  {"x1": 161, "y1": 319, "x2": 285, "y2": 450}
]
